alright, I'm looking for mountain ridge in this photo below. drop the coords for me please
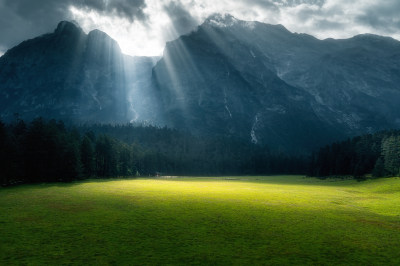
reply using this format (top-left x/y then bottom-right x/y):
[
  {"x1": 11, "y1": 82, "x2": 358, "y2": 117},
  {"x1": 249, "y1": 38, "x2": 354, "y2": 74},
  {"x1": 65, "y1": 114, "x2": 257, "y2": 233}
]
[
  {"x1": 1, "y1": 16, "x2": 400, "y2": 152},
  {"x1": 150, "y1": 14, "x2": 400, "y2": 151},
  {"x1": 0, "y1": 20, "x2": 132, "y2": 123}
]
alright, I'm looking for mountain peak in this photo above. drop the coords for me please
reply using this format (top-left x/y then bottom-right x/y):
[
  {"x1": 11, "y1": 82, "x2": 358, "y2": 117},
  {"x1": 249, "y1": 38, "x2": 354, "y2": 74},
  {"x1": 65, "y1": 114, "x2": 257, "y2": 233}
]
[
  {"x1": 87, "y1": 29, "x2": 121, "y2": 52},
  {"x1": 88, "y1": 29, "x2": 112, "y2": 40},
  {"x1": 205, "y1": 13, "x2": 240, "y2": 28},
  {"x1": 205, "y1": 14, "x2": 283, "y2": 31},
  {"x1": 350, "y1": 33, "x2": 397, "y2": 43},
  {"x1": 55, "y1": 20, "x2": 83, "y2": 35}
]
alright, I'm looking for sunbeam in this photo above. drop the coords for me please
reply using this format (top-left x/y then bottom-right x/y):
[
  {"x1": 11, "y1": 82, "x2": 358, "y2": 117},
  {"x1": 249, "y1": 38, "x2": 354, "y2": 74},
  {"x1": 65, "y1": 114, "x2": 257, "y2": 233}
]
[{"x1": 1, "y1": 0, "x2": 400, "y2": 57}]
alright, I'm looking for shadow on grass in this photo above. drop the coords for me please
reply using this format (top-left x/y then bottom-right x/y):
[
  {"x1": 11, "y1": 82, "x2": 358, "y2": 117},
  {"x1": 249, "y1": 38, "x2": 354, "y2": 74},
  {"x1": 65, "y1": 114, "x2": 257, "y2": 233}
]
[{"x1": 1, "y1": 177, "x2": 142, "y2": 191}]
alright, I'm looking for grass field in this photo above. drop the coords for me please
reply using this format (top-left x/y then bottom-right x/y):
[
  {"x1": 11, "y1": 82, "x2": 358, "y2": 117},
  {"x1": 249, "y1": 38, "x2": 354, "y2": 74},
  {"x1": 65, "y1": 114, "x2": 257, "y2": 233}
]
[{"x1": 1, "y1": 176, "x2": 400, "y2": 265}]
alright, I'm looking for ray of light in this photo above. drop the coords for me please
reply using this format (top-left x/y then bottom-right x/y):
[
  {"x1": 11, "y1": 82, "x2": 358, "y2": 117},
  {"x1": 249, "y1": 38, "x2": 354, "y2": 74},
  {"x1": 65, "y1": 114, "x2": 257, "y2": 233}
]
[{"x1": 68, "y1": 0, "x2": 400, "y2": 57}]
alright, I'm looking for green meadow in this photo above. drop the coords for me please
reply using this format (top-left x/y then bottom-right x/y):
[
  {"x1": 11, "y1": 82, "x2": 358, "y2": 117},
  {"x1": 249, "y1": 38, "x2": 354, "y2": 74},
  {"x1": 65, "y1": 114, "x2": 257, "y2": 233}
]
[{"x1": 1, "y1": 176, "x2": 400, "y2": 265}]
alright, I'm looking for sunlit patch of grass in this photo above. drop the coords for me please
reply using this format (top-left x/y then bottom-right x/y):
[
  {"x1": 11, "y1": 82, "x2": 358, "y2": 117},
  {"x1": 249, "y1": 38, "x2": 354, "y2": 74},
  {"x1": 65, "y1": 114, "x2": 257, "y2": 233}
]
[{"x1": 1, "y1": 176, "x2": 399, "y2": 265}]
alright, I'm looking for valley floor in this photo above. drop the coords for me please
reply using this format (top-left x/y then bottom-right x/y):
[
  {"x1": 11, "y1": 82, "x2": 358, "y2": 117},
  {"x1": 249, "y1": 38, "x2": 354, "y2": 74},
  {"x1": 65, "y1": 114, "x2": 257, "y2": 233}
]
[{"x1": 1, "y1": 176, "x2": 400, "y2": 265}]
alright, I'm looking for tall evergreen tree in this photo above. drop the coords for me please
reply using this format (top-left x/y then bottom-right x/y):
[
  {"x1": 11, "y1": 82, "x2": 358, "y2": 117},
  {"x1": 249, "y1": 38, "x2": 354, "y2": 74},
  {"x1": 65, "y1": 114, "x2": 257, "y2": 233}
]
[
  {"x1": 95, "y1": 135, "x2": 117, "y2": 177},
  {"x1": 118, "y1": 143, "x2": 132, "y2": 177},
  {"x1": 382, "y1": 136, "x2": 400, "y2": 176},
  {"x1": 81, "y1": 135, "x2": 95, "y2": 177}
]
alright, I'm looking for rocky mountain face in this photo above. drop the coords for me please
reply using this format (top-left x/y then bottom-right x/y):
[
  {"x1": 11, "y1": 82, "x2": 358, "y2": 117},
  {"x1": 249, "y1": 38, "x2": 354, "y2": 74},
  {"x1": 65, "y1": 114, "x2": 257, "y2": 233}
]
[
  {"x1": 151, "y1": 14, "x2": 400, "y2": 152},
  {"x1": 0, "y1": 21, "x2": 153, "y2": 123},
  {"x1": 123, "y1": 55, "x2": 160, "y2": 123},
  {"x1": 1, "y1": 16, "x2": 400, "y2": 152}
]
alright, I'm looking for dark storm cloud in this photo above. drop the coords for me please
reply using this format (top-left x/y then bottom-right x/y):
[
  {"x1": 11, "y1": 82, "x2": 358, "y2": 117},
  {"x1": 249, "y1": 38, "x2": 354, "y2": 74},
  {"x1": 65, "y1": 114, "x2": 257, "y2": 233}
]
[
  {"x1": 279, "y1": 0, "x2": 325, "y2": 7},
  {"x1": 313, "y1": 19, "x2": 345, "y2": 31},
  {"x1": 251, "y1": 0, "x2": 324, "y2": 9},
  {"x1": 1, "y1": 0, "x2": 400, "y2": 56},
  {"x1": 247, "y1": 0, "x2": 278, "y2": 10},
  {"x1": 80, "y1": 0, "x2": 107, "y2": 11},
  {"x1": 0, "y1": 0, "x2": 147, "y2": 54},
  {"x1": 107, "y1": 0, "x2": 147, "y2": 21},
  {"x1": 3, "y1": 0, "x2": 147, "y2": 21},
  {"x1": 163, "y1": 0, "x2": 198, "y2": 40},
  {"x1": 356, "y1": 0, "x2": 400, "y2": 34}
]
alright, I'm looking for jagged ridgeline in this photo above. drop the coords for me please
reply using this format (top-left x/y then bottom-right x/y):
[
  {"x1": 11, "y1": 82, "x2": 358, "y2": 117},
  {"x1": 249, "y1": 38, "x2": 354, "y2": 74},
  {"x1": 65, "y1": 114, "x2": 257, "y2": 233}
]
[{"x1": 1, "y1": 15, "x2": 400, "y2": 153}]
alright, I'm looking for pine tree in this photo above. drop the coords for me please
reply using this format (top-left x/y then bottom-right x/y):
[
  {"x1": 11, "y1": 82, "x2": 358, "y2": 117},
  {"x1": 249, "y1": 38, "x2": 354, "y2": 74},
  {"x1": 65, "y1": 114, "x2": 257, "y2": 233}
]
[
  {"x1": 372, "y1": 157, "x2": 385, "y2": 177},
  {"x1": 81, "y1": 135, "x2": 95, "y2": 177},
  {"x1": 118, "y1": 143, "x2": 132, "y2": 177},
  {"x1": 381, "y1": 136, "x2": 400, "y2": 176},
  {"x1": 95, "y1": 135, "x2": 117, "y2": 177}
]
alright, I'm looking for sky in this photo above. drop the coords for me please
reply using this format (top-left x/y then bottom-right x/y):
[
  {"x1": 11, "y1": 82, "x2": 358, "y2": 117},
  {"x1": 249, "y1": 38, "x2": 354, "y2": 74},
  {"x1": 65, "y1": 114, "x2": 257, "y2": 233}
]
[{"x1": 0, "y1": 0, "x2": 399, "y2": 56}]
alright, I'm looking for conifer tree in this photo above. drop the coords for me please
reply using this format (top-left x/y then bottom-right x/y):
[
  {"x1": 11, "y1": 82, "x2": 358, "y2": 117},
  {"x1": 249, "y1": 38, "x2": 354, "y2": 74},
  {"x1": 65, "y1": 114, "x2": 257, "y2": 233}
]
[{"x1": 81, "y1": 135, "x2": 95, "y2": 177}]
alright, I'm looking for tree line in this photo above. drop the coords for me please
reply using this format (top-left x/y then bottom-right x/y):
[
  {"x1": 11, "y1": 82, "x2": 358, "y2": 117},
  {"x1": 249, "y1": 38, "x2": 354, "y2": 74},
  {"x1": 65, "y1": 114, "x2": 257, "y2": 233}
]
[
  {"x1": 309, "y1": 130, "x2": 400, "y2": 178},
  {"x1": 0, "y1": 118, "x2": 308, "y2": 186},
  {"x1": 3, "y1": 118, "x2": 399, "y2": 186}
]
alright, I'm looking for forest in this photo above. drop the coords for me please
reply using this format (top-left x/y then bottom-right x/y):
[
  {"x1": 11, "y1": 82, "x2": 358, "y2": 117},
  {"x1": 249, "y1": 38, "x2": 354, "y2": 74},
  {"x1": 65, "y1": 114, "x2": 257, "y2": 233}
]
[
  {"x1": 2, "y1": 118, "x2": 400, "y2": 186},
  {"x1": 0, "y1": 118, "x2": 307, "y2": 186},
  {"x1": 309, "y1": 130, "x2": 400, "y2": 178}
]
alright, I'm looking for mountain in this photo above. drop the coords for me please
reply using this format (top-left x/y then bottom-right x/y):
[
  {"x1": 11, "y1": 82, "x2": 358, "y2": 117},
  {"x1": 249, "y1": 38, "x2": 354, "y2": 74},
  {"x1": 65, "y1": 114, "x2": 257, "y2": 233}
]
[
  {"x1": 1, "y1": 16, "x2": 400, "y2": 152},
  {"x1": 0, "y1": 21, "x2": 157, "y2": 123},
  {"x1": 123, "y1": 55, "x2": 160, "y2": 123},
  {"x1": 150, "y1": 14, "x2": 400, "y2": 152}
]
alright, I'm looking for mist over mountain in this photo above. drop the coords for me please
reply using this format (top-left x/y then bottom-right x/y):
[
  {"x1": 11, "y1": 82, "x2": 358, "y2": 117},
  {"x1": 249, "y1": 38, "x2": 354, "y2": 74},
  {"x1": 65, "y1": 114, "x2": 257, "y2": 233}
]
[{"x1": 1, "y1": 15, "x2": 400, "y2": 152}]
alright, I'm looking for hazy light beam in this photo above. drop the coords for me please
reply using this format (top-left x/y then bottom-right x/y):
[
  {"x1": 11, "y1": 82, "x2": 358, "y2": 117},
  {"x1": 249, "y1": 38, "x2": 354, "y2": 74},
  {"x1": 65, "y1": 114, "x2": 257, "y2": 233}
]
[{"x1": 66, "y1": 0, "x2": 400, "y2": 56}]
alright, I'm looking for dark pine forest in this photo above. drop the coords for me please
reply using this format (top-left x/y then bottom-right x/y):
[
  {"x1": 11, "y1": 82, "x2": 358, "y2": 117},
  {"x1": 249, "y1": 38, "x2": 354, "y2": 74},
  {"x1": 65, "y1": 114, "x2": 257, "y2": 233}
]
[
  {"x1": 1, "y1": 118, "x2": 400, "y2": 186},
  {"x1": 309, "y1": 131, "x2": 400, "y2": 179},
  {"x1": 0, "y1": 118, "x2": 308, "y2": 186}
]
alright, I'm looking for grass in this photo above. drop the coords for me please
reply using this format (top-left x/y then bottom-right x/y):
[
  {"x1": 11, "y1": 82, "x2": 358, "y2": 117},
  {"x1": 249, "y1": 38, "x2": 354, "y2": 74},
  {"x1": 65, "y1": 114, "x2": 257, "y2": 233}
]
[{"x1": 1, "y1": 175, "x2": 400, "y2": 265}]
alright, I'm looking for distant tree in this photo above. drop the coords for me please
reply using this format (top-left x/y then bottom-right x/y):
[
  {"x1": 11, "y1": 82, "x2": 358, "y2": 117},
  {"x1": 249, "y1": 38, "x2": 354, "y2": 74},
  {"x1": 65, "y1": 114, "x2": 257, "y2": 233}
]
[
  {"x1": 372, "y1": 157, "x2": 385, "y2": 177},
  {"x1": 95, "y1": 135, "x2": 117, "y2": 177},
  {"x1": 81, "y1": 135, "x2": 95, "y2": 177},
  {"x1": 118, "y1": 143, "x2": 133, "y2": 177},
  {"x1": 24, "y1": 118, "x2": 48, "y2": 182},
  {"x1": 381, "y1": 136, "x2": 400, "y2": 176},
  {"x1": 58, "y1": 131, "x2": 82, "y2": 181},
  {"x1": 12, "y1": 118, "x2": 27, "y2": 138},
  {"x1": 0, "y1": 121, "x2": 10, "y2": 185}
]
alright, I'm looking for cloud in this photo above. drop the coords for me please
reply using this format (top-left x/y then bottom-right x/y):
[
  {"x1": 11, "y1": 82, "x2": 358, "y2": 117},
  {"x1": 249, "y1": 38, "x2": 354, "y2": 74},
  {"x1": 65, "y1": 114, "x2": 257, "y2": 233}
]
[
  {"x1": 163, "y1": 0, "x2": 199, "y2": 40},
  {"x1": 245, "y1": 0, "x2": 278, "y2": 10},
  {"x1": 0, "y1": 0, "x2": 147, "y2": 53},
  {"x1": 3, "y1": 0, "x2": 147, "y2": 22},
  {"x1": 0, "y1": 0, "x2": 67, "y2": 51},
  {"x1": 0, "y1": 0, "x2": 400, "y2": 56},
  {"x1": 270, "y1": 0, "x2": 400, "y2": 40},
  {"x1": 356, "y1": 0, "x2": 400, "y2": 34}
]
